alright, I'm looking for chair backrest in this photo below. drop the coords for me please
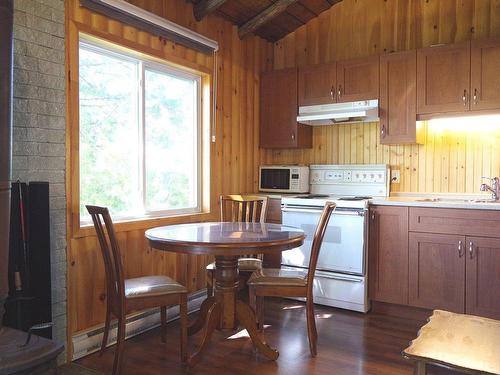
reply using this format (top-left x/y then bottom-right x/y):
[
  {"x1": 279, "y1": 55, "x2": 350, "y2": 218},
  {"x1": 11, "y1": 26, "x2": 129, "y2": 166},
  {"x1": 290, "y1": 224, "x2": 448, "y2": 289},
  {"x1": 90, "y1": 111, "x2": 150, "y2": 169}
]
[
  {"x1": 220, "y1": 195, "x2": 268, "y2": 223},
  {"x1": 86, "y1": 205, "x2": 125, "y2": 308},
  {"x1": 306, "y1": 202, "x2": 336, "y2": 298},
  {"x1": 220, "y1": 195, "x2": 269, "y2": 260}
]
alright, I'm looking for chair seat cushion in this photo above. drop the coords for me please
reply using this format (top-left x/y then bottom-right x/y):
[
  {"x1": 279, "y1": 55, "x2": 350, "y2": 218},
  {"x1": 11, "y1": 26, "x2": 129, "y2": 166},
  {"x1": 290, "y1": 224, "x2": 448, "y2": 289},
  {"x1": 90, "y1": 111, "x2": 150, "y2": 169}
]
[
  {"x1": 206, "y1": 262, "x2": 216, "y2": 271},
  {"x1": 206, "y1": 258, "x2": 263, "y2": 272},
  {"x1": 125, "y1": 275, "x2": 187, "y2": 299},
  {"x1": 247, "y1": 268, "x2": 308, "y2": 287},
  {"x1": 238, "y1": 258, "x2": 263, "y2": 271}
]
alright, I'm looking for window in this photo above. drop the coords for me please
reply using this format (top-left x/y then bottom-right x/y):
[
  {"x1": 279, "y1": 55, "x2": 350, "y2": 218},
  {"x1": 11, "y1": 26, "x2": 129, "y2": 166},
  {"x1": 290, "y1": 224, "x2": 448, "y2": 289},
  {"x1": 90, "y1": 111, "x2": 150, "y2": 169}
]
[{"x1": 79, "y1": 39, "x2": 202, "y2": 223}]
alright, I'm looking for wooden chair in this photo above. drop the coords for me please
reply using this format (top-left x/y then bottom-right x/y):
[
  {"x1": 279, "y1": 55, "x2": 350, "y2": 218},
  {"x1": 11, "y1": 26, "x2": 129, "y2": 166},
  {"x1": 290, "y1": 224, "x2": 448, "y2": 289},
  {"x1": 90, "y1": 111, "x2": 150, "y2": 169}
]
[
  {"x1": 247, "y1": 202, "x2": 336, "y2": 357},
  {"x1": 86, "y1": 205, "x2": 188, "y2": 375},
  {"x1": 206, "y1": 195, "x2": 269, "y2": 297}
]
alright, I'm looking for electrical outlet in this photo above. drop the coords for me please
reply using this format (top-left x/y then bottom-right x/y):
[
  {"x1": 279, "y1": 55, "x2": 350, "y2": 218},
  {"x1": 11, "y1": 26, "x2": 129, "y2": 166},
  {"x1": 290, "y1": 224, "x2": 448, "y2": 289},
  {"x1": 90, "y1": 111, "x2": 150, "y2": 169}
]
[{"x1": 391, "y1": 170, "x2": 401, "y2": 184}]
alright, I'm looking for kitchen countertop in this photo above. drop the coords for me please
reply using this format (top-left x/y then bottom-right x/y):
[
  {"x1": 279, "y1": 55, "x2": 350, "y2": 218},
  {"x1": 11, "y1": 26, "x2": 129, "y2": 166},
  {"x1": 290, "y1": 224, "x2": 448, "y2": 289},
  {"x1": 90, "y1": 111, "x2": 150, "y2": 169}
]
[
  {"x1": 370, "y1": 193, "x2": 500, "y2": 210},
  {"x1": 254, "y1": 192, "x2": 500, "y2": 210}
]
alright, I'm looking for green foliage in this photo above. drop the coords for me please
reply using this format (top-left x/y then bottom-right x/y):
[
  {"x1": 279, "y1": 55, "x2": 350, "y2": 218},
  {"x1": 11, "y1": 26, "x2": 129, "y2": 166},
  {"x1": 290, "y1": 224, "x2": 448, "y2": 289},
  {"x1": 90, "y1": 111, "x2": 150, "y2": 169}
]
[{"x1": 79, "y1": 44, "x2": 199, "y2": 222}]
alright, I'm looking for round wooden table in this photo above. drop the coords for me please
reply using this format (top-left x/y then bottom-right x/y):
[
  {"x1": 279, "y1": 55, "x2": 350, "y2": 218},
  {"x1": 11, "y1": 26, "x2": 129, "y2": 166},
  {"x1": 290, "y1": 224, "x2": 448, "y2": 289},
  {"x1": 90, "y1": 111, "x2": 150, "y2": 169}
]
[{"x1": 145, "y1": 221, "x2": 305, "y2": 365}]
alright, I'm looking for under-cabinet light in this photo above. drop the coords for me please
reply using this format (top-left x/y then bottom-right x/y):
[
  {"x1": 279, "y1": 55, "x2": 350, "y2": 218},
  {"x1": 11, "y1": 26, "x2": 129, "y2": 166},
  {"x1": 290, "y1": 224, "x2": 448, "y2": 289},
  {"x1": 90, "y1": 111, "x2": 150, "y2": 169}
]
[{"x1": 428, "y1": 115, "x2": 500, "y2": 133}]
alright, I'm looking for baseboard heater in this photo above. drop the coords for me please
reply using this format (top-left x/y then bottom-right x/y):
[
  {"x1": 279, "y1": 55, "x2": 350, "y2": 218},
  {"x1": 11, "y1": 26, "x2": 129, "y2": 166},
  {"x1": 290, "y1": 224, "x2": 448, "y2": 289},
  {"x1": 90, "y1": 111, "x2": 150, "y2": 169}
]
[{"x1": 71, "y1": 289, "x2": 206, "y2": 360}]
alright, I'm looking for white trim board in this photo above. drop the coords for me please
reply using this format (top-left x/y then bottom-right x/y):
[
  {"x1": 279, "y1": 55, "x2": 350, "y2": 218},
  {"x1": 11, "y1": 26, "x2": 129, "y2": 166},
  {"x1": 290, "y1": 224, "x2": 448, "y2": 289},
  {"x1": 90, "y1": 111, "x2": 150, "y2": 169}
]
[{"x1": 71, "y1": 290, "x2": 206, "y2": 360}]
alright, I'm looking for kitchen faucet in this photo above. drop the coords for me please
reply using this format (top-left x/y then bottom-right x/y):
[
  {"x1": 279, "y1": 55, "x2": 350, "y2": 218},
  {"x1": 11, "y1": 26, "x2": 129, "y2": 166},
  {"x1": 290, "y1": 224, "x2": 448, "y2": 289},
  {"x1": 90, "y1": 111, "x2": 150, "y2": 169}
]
[{"x1": 480, "y1": 176, "x2": 500, "y2": 200}]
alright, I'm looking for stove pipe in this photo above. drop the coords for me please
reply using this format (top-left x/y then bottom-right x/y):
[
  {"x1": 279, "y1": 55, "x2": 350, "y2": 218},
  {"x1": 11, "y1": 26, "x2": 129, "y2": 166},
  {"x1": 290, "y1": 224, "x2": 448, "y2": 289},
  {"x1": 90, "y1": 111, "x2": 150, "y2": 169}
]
[{"x1": 0, "y1": 0, "x2": 14, "y2": 329}]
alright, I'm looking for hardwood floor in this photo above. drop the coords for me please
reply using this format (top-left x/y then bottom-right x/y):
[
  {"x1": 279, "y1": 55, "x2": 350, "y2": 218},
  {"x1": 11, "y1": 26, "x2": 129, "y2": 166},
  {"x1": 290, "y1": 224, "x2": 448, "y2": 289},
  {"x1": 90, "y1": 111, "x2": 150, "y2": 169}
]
[{"x1": 77, "y1": 298, "x2": 460, "y2": 375}]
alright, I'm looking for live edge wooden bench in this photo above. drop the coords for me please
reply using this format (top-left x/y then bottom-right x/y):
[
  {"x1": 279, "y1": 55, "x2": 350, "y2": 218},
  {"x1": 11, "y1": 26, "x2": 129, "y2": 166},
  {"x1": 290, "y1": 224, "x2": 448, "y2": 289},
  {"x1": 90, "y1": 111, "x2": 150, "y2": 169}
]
[{"x1": 403, "y1": 310, "x2": 500, "y2": 375}]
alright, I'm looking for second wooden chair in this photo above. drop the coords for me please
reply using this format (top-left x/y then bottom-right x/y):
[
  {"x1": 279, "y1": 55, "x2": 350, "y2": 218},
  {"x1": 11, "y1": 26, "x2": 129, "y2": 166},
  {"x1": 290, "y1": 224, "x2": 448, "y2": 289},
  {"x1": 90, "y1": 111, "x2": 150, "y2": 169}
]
[
  {"x1": 248, "y1": 202, "x2": 336, "y2": 357},
  {"x1": 206, "y1": 195, "x2": 269, "y2": 296}
]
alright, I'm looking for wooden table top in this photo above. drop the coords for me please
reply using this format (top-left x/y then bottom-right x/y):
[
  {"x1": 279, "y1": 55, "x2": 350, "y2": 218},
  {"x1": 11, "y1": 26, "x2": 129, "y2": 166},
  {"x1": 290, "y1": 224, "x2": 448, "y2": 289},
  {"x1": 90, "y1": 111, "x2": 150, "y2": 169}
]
[
  {"x1": 145, "y1": 222, "x2": 305, "y2": 256},
  {"x1": 403, "y1": 310, "x2": 500, "y2": 374}
]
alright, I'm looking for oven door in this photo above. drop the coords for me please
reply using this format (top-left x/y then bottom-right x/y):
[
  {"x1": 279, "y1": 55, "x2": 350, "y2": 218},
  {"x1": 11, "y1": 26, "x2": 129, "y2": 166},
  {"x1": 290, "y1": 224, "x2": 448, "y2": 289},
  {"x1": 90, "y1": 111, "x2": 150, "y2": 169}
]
[{"x1": 281, "y1": 207, "x2": 366, "y2": 275}]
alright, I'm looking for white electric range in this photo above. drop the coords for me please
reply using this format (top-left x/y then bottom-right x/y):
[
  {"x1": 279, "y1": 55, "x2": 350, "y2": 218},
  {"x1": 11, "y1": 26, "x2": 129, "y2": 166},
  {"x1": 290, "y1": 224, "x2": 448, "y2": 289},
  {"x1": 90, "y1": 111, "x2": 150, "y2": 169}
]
[{"x1": 280, "y1": 164, "x2": 390, "y2": 313}]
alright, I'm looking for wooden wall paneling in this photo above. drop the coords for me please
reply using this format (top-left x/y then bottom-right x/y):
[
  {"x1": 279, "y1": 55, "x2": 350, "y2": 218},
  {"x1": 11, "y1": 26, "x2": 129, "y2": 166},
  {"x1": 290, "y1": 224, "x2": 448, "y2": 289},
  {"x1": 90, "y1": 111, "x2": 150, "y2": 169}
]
[
  {"x1": 66, "y1": 0, "x2": 273, "y2": 349},
  {"x1": 263, "y1": 0, "x2": 500, "y2": 194}
]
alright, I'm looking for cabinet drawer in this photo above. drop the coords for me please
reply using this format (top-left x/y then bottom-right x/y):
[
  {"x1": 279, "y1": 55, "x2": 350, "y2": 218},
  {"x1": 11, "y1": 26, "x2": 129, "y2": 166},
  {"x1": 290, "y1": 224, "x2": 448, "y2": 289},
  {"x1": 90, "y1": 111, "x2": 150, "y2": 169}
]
[
  {"x1": 266, "y1": 198, "x2": 282, "y2": 223},
  {"x1": 409, "y1": 207, "x2": 500, "y2": 237}
]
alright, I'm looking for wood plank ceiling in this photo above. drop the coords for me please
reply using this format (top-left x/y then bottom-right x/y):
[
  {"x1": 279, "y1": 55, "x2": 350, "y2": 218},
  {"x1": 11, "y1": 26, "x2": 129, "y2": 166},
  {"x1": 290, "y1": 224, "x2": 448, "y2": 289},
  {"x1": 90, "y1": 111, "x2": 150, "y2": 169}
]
[{"x1": 191, "y1": 0, "x2": 342, "y2": 42}]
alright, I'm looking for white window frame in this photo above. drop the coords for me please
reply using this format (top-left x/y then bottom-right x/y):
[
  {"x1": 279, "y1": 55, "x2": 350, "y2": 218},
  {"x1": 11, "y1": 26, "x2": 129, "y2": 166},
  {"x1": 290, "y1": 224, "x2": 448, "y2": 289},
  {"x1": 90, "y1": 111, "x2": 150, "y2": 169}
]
[{"x1": 78, "y1": 36, "x2": 203, "y2": 224}]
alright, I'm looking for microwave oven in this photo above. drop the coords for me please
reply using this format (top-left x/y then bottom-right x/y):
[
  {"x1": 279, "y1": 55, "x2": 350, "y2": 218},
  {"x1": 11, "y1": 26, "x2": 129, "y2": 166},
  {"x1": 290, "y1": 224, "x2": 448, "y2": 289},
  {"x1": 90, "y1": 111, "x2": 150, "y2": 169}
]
[{"x1": 259, "y1": 165, "x2": 309, "y2": 193}]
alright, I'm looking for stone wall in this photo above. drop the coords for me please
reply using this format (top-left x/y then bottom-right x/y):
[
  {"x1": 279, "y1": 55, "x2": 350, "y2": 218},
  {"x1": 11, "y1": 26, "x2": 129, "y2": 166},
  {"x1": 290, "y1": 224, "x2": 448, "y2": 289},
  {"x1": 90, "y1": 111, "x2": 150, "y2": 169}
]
[{"x1": 11, "y1": 0, "x2": 66, "y2": 354}]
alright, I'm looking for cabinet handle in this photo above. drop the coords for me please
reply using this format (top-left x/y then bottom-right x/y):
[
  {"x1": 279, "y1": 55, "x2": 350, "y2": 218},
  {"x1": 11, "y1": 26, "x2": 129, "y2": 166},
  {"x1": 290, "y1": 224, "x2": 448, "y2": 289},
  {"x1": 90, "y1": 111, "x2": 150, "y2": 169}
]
[
  {"x1": 473, "y1": 88, "x2": 478, "y2": 105},
  {"x1": 338, "y1": 85, "x2": 342, "y2": 99},
  {"x1": 371, "y1": 212, "x2": 376, "y2": 220},
  {"x1": 330, "y1": 86, "x2": 335, "y2": 101},
  {"x1": 458, "y1": 240, "x2": 463, "y2": 257},
  {"x1": 462, "y1": 89, "x2": 468, "y2": 106},
  {"x1": 381, "y1": 125, "x2": 386, "y2": 138},
  {"x1": 468, "y1": 241, "x2": 474, "y2": 259},
  {"x1": 291, "y1": 133, "x2": 295, "y2": 141}
]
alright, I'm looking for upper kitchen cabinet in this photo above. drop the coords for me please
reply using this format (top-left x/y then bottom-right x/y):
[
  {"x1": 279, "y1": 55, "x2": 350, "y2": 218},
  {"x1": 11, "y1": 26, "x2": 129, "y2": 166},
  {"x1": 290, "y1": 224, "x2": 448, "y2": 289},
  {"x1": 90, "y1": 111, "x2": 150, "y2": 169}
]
[
  {"x1": 470, "y1": 38, "x2": 500, "y2": 111},
  {"x1": 417, "y1": 42, "x2": 471, "y2": 115},
  {"x1": 260, "y1": 68, "x2": 312, "y2": 149},
  {"x1": 380, "y1": 50, "x2": 423, "y2": 145},
  {"x1": 336, "y1": 55, "x2": 379, "y2": 103},
  {"x1": 298, "y1": 63, "x2": 337, "y2": 106}
]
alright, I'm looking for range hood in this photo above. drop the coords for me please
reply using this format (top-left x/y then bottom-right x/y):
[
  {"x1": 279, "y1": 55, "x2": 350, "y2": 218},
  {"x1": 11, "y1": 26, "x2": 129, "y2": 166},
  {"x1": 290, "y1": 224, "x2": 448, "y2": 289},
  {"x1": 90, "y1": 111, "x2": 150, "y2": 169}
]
[{"x1": 297, "y1": 99, "x2": 379, "y2": 126}]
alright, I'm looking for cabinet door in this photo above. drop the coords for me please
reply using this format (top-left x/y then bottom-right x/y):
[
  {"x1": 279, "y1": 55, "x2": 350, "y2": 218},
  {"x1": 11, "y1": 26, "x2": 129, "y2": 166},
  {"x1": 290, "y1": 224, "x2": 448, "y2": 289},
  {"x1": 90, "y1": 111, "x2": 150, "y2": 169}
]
[
  {"x1": 409, "y1": 232, "x2": 465, "y2": 313},
  {"x1": 466, "y1": 237, "x2": 500, "y2": 319},
  {"x1": 259, "y1": 68, "x2": 312, "y2": 149},
  {"x1": 470, "y1": 38, "x2": 500, "y2": 111},
  {"x1": 380, "y1": 50, "x2": 421, "y2": 144},
  {"x1": 298, "y1": 63, "x2": 336, "y2": 106},
  {"x1": 369, "y1": 206, "x2": 409, "y2": 305},
  {"x1": 417, "y1": 42, "x2": 471, "y2": 114},
  {"x1": 336, "y1": 55, "x2": 379, "y2": 103}
]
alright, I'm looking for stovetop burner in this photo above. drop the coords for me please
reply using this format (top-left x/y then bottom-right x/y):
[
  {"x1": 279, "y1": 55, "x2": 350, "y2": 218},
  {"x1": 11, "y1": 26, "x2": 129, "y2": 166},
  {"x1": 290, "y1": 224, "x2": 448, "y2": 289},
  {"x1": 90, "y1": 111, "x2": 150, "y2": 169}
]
[{"x1": 338, "y1": 196, "x2": 373, "y2": 201}]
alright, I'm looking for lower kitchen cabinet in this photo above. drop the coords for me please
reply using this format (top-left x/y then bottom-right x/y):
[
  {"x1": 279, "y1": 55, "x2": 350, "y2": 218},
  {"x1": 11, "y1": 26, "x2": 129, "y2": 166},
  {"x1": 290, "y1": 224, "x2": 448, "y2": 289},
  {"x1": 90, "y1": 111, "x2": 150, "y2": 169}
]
[
  {"x1": 369, "y1": 205, "x2": 500, "y2": 320},
  {"x1": 408, "y1": 232, "x2": 465, "y2": 313},
  {"x1": 466, "y1": 237, "x2": 500, "y2": 319},
  {"x1": 369, "y1": 206, "x2": 409, "y2": 305}
]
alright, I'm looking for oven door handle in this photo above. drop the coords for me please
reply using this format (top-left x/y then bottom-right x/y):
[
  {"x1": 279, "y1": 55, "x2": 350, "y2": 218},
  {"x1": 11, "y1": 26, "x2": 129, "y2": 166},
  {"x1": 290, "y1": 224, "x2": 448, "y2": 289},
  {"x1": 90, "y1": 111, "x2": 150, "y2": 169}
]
[
  {"x1": 282, "y1": 207, "x2": 365, "y2": 216},
  {"x1": 315, "y1": 272, "x2": 363, "y2": 283}
]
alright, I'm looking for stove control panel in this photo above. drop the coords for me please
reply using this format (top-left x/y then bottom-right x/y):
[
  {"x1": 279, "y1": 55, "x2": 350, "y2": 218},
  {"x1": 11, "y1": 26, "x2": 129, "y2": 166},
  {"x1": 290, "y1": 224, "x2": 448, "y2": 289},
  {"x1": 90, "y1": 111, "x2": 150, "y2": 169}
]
[
  {"x1": 352, "y1": 171, "x2": 385, "y2": 183},
  {"x1": 309, "y1": 164, "x2": 390, "y2": 198},
  {"x1": 311, "y1": 168, "x2": 386, "y2": 184}
]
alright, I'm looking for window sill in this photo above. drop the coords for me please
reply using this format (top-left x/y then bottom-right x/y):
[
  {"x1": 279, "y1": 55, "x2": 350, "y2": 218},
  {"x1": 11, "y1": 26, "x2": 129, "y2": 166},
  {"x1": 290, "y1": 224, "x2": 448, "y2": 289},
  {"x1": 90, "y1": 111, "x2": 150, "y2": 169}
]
[{"x1": 71, "y1": 211, "x2": 215, "y2": 239}]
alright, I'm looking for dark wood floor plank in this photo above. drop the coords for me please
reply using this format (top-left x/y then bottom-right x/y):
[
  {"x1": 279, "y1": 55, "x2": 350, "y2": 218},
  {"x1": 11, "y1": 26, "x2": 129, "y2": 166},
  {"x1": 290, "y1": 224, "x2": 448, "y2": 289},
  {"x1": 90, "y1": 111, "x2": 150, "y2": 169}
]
[{"x1": 77, "y1": 298, "x2": 461, "y2": 374}]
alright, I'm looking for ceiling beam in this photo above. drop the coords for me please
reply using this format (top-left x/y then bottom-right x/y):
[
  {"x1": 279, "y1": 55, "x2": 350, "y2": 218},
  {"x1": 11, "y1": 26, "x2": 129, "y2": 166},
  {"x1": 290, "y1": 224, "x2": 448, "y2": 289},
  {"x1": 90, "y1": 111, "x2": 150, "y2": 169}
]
[
  {"x1": 238, "y1": 0, "x2": 299, "y2": 39},
  {"x1": 193, "y1": 0, "x2": 228, "y2": 21}
]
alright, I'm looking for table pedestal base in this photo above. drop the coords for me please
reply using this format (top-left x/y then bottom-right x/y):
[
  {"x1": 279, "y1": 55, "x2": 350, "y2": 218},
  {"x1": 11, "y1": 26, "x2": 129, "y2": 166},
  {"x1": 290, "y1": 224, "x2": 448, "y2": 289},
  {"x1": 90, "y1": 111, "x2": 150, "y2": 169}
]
[{"x1": 187, "y1": 256, "x2": 279, "y2": 366}]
